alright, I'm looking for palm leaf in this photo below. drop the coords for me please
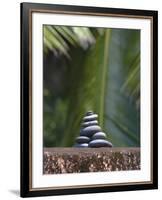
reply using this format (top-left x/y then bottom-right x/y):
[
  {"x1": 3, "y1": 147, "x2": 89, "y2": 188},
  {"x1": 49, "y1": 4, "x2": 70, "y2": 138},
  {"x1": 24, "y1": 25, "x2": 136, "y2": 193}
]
[
  {"x1": 105, "y1": 29, "x2": 140, "y2": 147},
  {"x1": 43, "y1": 25, "x2": 98, "y2": 57},
  {"x1": 61, "y1": 29, "x2": 111, "y2": 146},
  {"x1": 43, "y1": 27, "x2": 140, "y2": 147}
]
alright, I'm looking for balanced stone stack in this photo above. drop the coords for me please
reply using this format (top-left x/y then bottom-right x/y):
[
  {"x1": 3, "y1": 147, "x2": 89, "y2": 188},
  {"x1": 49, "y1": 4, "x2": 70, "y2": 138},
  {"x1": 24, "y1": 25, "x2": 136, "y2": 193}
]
[{"x1": 74, "y1": 111, "x2": 113, "y2": 148}]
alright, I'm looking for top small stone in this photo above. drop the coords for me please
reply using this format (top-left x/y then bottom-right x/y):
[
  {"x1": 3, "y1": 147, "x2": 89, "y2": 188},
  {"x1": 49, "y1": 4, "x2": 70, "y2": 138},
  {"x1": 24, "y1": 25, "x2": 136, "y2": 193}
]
[
  {"x1": 86, "y1": 111, "x2": 94, "y2": 116},
  {"x1": 83, "y1": 114, "x2": 98, "y2": 122}
]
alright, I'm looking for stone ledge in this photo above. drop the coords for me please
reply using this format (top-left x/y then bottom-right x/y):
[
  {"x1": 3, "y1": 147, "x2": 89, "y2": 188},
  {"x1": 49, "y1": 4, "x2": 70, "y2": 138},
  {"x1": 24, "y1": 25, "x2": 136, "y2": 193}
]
[{"x1": 43, "y1": 147, "x2": 140, "y2": 174}]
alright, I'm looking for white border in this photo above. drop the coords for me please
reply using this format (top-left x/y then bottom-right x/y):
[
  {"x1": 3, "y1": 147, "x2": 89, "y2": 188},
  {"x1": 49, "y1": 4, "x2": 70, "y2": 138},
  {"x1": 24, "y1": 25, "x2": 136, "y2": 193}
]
[{"x1": 32, "y1": 12, "x2": 151, "y2": 188}]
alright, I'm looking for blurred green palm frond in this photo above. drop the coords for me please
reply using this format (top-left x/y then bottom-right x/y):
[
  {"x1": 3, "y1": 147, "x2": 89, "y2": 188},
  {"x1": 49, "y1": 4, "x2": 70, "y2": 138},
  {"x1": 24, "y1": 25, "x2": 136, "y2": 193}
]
[
  {"x1": 121, "y1": 52, "x2": 140, "y2": 107},
  {"x1": 61, "y1": 29, "x2": 111, "y2": 146},
  {"x1": 43, "y1": 25, "x2": 140, "y2": 147},
  {"x1": 105, "y1": 29, "x2": 140, "y2": 147},
  {"x1": 43, "y1": 25, "x2": 99, "y2": 57}
]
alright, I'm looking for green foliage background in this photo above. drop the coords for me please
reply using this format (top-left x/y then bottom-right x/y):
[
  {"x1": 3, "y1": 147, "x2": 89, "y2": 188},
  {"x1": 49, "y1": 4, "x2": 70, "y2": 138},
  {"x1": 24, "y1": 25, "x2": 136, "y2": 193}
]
[{"x1": 43, "y1": 25, "x2": 140, "y2": 147}]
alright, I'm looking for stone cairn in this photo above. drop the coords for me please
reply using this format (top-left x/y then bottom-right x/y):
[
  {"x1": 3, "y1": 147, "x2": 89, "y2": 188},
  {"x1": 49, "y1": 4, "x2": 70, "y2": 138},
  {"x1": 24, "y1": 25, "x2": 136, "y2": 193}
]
[{"x1": 74, "y1": 111, "x2": 113, "y2": 148}]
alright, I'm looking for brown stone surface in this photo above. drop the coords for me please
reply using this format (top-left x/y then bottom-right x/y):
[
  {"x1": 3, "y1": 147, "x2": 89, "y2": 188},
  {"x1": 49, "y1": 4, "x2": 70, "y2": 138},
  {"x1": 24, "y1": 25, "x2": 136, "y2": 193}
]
[{"x1": 43, "y1": 147, "x2": 140, "y2": 174}]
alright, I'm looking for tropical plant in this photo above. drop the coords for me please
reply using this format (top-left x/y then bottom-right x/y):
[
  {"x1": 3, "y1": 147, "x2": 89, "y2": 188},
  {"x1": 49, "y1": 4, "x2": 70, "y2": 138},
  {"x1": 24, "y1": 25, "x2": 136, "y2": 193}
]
[
  {"x1": 43, "y1": 25, "x2": 140, "y2": 147},
  {"x1": 43, "y1": 25, "x2": 98, "y2": 57},
  {"x1": 105, "y1": 29, "x2": 140, "y2": 146}
]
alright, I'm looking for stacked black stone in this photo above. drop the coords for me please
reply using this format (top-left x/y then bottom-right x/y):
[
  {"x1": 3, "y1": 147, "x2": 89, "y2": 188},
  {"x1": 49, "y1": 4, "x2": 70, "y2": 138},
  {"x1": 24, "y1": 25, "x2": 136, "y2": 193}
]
[
  {"x1": 74, "y1": 111, "x2": 113, "y2": 148},
  {"x1": 74, "y1": 136, "x2": 90, "y2": 147}
]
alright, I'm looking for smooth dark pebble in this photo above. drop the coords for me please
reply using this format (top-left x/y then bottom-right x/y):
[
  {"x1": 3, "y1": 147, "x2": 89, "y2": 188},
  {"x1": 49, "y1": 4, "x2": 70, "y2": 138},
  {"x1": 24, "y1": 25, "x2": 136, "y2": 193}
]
[
  {"x1": 86, "y1": 111, "x2": 93, "y2": 116},
  {"x1": 83, "y1": 114, "x2": 98, "y2": 122},
  {"x1": 75, "y1": 136, "x2": 90, "y2": 144},
  {"x1": 80, "y1": 125, "x2": 101, "y2": 137},
  {"x1": 74, "y1": 143, "x2": 89, "y2": 147},
  {"x1": 82, "y1": 120, "x2": 98, "y2": 128},
  {"x1": 92, "y1": 132, "x2": 107, "y2": 140},
  {"x1": 88, "y1": 139, "x2": 113, "y2": 147}
]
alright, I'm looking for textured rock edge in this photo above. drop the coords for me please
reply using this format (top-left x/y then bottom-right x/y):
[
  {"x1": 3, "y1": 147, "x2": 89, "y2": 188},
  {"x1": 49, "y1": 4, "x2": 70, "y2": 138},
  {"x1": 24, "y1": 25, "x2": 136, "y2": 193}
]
[{"x1": 43, "y1": 147, "x2": 140, "y2": 174}]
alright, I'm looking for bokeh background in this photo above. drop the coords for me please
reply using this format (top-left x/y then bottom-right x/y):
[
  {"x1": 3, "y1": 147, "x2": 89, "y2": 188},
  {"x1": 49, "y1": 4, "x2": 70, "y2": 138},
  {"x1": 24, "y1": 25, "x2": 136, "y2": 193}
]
[{"x1": 43, "y1": 25, "x2": 140, "y2": 147}]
